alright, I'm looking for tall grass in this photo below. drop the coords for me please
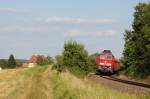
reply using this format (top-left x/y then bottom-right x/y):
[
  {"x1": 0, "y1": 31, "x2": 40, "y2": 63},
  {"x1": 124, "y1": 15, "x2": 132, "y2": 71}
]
[
  {"x1": 0, "y1": 66, "x2": 149, "y2": 99},
  {"x1": 1, "y1": 65, "x2": 51, "y2": 99},
  {"x1": 49, "y1": 70, "x2": 150, "y2": 99},
  {"x1": 15, "y1": 65, "x2": 52, "y2": 99},
  {"x1": 0, "y1": 68, "x2": 27, "y2": 99},
  {"x1": 23, "y1": 66, "x2": 52, "y2": 99}
]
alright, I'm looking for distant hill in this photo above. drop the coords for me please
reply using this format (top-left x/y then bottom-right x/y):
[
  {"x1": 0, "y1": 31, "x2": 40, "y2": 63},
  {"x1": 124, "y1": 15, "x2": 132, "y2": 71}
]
[
  {"x1": 0, "y1": 59, "x2": 28, "y2": 63},
  {"x1": 16, "y1": 59, "x2": 29, "y2": 63}
]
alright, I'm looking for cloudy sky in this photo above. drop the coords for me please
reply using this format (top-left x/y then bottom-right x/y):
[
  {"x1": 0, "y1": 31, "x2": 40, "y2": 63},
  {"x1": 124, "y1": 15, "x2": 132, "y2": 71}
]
[{"x1": 0, "y1": 0, "x2": 149, "y2": 59}]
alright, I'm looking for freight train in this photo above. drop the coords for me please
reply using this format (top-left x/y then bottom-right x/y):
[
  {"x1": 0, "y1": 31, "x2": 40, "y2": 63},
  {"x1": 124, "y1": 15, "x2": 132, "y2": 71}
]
[{"x1": 97, "y1": 50, "x2": 120, "y2": 74}]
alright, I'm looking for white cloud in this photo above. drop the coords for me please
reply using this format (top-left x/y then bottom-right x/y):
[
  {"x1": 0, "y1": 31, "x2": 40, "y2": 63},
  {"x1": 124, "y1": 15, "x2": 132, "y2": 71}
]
[
  {"x1": 0, "y1": 25, "x2": 116, "y2": 37},
  {"x1": 94, "y1": 30, "x2": 116, "y2": 37},
  {"x1": 0, "y1": 8, "x2": 17, "y2": 13},
  {"x1": 46, "y1": 16, "x2": 116, "y2": 25},
  {"x1": 46, "y1": 17, "x2": 84, "y2": 24},
  {"x1": 0, "y1": 25, "x2": 50, "y2": 33},
  {"x1": 0, "y1": 26, "x2": 18, "y2": 33},
  {"x1": 65, "y1": 30, "x2": 81, "y2": 36},
  {"x1": 93, "y1": 19, "x2": 115, "y2": 24},
  {"x1": 0, "y1": 25, "x2": 60, "y2": 34},
  {"x1": 65, "y1": 29, "x2": 116, "y2": 37}
]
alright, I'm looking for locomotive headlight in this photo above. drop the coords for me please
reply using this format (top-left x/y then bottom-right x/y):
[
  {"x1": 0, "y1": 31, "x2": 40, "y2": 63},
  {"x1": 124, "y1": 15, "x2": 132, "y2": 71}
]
[
  {"x1": 100, "y1": 62, "x2": 104, "y2": 65},
  {"x1": 106, "y1": 63, "x2": 112, "y2": 66}
]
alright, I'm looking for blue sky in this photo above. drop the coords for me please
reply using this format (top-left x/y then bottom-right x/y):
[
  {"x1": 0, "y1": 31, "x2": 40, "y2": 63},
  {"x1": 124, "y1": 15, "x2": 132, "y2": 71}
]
[{"x1": 0, "y1": 0, "x2": 149, "y2": 59}]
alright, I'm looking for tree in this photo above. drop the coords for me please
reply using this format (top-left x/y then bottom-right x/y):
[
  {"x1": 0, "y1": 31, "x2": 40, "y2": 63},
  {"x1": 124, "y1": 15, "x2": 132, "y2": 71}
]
[
  {"x1": 62, "y1": 40, "x2": 89, "y2": 75},
  {"x1": 54, "y1": 40, "x2": 99, "y2": 76},
  {"x1": 47, "y1": 56, "x2": 54, "y2": 64},
  {"x1": 36, "y1": 55, "x2": 47, "y2": 66},
  {"x1": 87, "y1": 53, "x2": 98, "y2": 72},
  {"x1": 8, "y1": 54, "x2": 17, "y2": 68},
  {"x1": 53, "y1": 55, "x2": 64, "y2": 72},
  {"x1": 123, "y1": 2, "x2": 150, "y2": 77},
  {"x1": 36, "y1": 55, "x2": 54, "y2": 66},
  {"x1": 0, "y1": 59, "x2": 8, "y2": 69}
]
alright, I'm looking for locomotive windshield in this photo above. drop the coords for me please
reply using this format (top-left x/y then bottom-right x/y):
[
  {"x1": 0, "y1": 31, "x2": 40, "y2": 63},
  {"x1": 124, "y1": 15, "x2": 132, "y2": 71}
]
[
  {"x1": 107, "y1": 55, "x2": 112, "y2": 60},
  {"x1": 99, "y1": 55, "x2": 105, "y2": 60},
  {"x1": 99, "y1": 55, "x2": 112, "y2": 60}
]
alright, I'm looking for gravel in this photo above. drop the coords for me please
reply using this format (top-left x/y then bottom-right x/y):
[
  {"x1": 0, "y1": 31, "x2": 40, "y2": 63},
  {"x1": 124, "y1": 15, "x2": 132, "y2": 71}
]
[{"x1": 88, "y1": 75, "x2": 150, "y2": 95}]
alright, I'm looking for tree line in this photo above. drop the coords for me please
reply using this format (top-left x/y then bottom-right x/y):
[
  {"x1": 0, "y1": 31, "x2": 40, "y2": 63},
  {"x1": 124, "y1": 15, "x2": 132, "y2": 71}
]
[
  {"x1": 36, "y1": 55, "x2": 54, "y2": 66},
  {"x1": 0, "y1": 54, "x2": 17, "y2": 69},
  {"x1": 0, "y1": 54, "x2": 54, "y2": 69},
  {"x1": 123, "y1": 2, "x2": 150, "y2": 78}
]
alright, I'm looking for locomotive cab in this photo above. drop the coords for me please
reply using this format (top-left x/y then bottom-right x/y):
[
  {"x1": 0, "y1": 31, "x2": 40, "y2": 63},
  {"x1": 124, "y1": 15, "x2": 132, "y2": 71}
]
[{"x1": 97, "y1": 50, "x2": 120, "y2": 73}]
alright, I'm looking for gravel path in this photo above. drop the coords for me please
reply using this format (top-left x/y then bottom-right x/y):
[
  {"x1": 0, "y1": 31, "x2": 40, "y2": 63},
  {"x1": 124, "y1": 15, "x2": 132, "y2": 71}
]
[{"x1": 88, "y1": 75, "x2": 150, "y2": 95}]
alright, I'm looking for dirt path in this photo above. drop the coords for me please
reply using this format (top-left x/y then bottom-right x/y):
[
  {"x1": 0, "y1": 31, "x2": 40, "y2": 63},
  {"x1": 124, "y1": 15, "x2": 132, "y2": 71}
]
[{"x1": 22, "y1": 67, "x2": 53, "y2": 99}]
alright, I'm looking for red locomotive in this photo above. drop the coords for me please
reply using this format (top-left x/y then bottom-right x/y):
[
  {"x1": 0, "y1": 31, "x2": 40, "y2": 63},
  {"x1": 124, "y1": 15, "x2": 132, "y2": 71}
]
[{"x1": 97, "y1": 50, "x2": 120, "y2": 73}]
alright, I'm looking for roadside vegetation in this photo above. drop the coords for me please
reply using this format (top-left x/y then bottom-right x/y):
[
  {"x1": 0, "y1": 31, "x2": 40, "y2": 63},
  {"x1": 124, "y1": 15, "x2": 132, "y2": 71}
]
[
  {"x1": 0, "y1": 65, "x2": 149, "y2": 99},
  {"x1": 53, "y1": 40, "x2": 97, "y2": 77},
  {"x1": 36, "y1": 55, "x2": 54, "y2": 66},
  {"x1": 0, "y1": 65, "x2": 52, "y2": 99},
  {"x1": 0, "y1": 54, "x2": 27, "y2": 69},
  {"x1": 50, "y1": 70, "x2": 150, "y2": 99},
  {"x1": 122, "y1": 2, "x2": 150, "y2": 78}
]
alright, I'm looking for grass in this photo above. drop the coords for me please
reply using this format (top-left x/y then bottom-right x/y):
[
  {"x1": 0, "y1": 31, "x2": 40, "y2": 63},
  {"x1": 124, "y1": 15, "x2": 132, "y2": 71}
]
[
  {"x1": 0, "y1": 65, "x2": 52, "y2": 99},
  {"x1": 22, "y1": 66, "x2": 52, "y2": 99},
  {"x1": 0, "y1": 68, "x2": 27, "y2": 99},
  {"x1": 0, "y1": 65, "x2": 149, "y2": 99},
  {"x1": 49, "y1": 70, "x2": 150, "y2": 99}
]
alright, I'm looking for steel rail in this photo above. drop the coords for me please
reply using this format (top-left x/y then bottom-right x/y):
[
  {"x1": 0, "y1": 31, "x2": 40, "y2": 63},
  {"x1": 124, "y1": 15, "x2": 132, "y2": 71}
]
[{"x1": 100, "y1": 75, "x2": 150, "y2": 88}]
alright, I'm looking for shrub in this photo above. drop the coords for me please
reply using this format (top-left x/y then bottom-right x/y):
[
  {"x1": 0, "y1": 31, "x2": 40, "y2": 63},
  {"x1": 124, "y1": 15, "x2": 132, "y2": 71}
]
[
  {"x1": 53, "y1": 55, "x2": 65, "y2": 72},
  {"x1": 62, "y1": 40, "x2": 90, "y2": 76},
  {"x1": 54, "y1": 40, "x2": 97, "y2": 77},
  {"x1": 0, "y1": 59, "x2": 8, "y2": 69},
  {"x1": 36, "y1": 55, "x2": 49, "y2": 66},
  {"x1": 46, "y1": 56, "x2": 54, "y2": 64},
  {"x1": 8, "y1": 54, "x2": 17, "y2": 68}
]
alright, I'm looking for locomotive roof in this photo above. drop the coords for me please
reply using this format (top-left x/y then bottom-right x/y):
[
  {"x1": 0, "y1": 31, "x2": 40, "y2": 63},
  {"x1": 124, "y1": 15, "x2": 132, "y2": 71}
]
[
  {"x1": 102, "y1": 50, "x2": 112, "y2": 53},
  {"x1": 99, "y1": 51, "x2": 114, "y2": 56},
  {"x1": 100, "y1": 53, "x2": 113, "y2": 55}
]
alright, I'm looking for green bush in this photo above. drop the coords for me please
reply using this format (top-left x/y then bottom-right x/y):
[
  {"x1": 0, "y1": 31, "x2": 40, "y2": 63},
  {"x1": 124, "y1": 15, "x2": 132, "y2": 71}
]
[
  {"x1": 87, "y1": 53, "x2": 98, "y2": 73},
  {"x1": 53, "y1": 55, "x2": 65, "y2": 72},
  {"x1": 36, "y1": 55, "x2": 47, "y2": 66},
  {"x1": 36, "y1": 55, "x2": 54, "y2": 66},
  {"x1": 0, "y1": 59, "x2": 8, "y2": 69},
  {"x1": 54, "y1": 40, "x2": 98, "y2": 77},
  {"x1": 46, "y1": 56, "x2": 54, "y2": 64},
  {"x1": 62, "y1": 40, "x2": 89, "y2": 76}
]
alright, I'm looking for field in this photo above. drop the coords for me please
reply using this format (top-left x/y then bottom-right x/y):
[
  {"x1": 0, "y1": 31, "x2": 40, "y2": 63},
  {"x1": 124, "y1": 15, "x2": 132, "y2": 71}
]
[{"x1": 0, "y1": 66, "x2": 149, "y2": 99}]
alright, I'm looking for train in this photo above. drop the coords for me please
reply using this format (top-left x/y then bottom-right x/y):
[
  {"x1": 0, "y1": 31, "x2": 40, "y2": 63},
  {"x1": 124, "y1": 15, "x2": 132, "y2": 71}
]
[{"x1": 97, "y1": 50, "x2": 120, "y2": 74}]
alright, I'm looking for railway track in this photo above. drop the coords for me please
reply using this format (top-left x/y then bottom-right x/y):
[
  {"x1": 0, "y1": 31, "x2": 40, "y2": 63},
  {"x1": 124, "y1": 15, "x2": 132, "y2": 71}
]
[{"x1": 99, "y1": 75, "x2": 150, "y2": 89}]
